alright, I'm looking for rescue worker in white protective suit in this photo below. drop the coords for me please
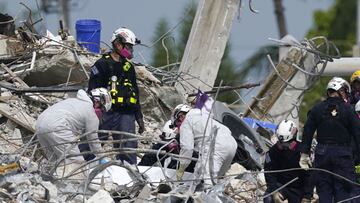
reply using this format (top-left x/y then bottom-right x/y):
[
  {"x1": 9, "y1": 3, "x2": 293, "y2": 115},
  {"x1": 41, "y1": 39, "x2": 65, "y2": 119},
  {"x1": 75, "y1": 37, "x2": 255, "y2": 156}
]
[
  {"x1": 36, "y1": 88, "x2": 112, "y2": 167},
  {"x1": 175, "y1": 98, "x2": 238, "y2": 186}
]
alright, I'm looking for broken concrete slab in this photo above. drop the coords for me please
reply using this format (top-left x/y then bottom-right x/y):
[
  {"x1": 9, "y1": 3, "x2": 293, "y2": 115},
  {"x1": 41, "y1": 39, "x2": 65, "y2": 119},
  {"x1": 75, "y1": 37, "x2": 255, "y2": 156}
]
[
  {"x1": 0, "y1": 102, "x2": 35, "y2": 133},
  {"x1": 24, "y1": 48, "x2": 99, "y2": 87},
  {"x1": 87, "y1": 189, "x2": 114, "y2": 203},
  {"x1": 136, "y1": 65, "x2": 161, "y2": 85},
  {"x1": 134, "y1": 185, "x2": 151, "y2": 203},
  {"x1": 225, "y1": 163, "x2": 266, "y2": 202}
]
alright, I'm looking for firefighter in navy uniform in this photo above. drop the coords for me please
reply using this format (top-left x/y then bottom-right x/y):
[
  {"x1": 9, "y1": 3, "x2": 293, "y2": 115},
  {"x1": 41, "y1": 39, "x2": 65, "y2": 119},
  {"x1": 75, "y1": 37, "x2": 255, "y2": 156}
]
[
  {"x1": 88, "y1": 27, "x2": 144, "y2": 164},
  {"x1": 264, "y1": 120, "x2": 312, "y2": 203},
  {"x1": 300, "y1": 77, "x2": 360, "y2": 203}
]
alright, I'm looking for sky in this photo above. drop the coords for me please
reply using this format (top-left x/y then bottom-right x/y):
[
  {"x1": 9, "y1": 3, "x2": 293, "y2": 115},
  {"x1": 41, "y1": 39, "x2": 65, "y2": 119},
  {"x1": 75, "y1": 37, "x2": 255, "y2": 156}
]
[{"x1": 0, "y1": 0, "x2": 334, "y2": 69}]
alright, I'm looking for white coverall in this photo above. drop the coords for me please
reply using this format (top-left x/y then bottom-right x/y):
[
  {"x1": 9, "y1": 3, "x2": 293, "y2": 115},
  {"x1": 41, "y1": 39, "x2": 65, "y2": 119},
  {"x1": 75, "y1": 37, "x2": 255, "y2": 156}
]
[
  {"x1": 36, "y1": 89, "x2": 102, "y2": 163},
  {"x1": 179, "y1": 108, "x2": 237, "y2": 184}
]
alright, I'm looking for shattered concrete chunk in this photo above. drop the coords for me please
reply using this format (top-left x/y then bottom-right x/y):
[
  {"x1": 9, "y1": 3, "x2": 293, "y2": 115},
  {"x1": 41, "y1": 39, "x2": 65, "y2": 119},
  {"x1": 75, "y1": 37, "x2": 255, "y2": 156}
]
[
  {"x1": 24, "y1": 48, "x2": 99, "y2": 86},
  {"x1": 40, "y1": 181, "x2": 58, "y2": 202},
  {"x1": 135, "y1": 66, "x2": 161, "y2": 85},
  {"x1": 87, "y1": 189, "x2": 114, "y2": 203},
  {"x1": 225, "y1": 163, "x2": 266, "y2": 202},
  {"x1": 134, "y1": 185, "x2": 151, "y2": 203},
  {"x1": 0, "y1": 102, "x2": 36, "y2": 133},
  {"x1": 0, "y1": 35, "x2": 24, "y2": 59}
]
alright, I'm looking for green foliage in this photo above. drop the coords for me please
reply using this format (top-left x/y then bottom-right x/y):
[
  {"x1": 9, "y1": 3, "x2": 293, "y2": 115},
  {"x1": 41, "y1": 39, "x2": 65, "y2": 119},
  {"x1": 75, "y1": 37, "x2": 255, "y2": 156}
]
[
  {"x1": 300, "y1": 0, "x2": 356, "y2": 122},
  {"x1": 215, "y1": 43, "x2": 238, "y2": 102},
  {"x1": 236, "y1": 45, "x2": 279, "y2": 82},
  {"x1": 177, "y1": 2, "x2": 197, "y2": 56},
  {"x1": 150, "y1": 17, "x2": 178, "y2": 68},
  {"x1": 307, "y1": 0, "x2": 356, "y2": 55}
]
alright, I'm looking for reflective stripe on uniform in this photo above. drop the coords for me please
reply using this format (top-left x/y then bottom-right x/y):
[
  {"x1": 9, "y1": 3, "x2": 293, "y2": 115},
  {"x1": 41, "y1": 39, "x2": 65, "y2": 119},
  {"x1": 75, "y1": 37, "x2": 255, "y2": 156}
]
[
  {"x1": 130, "y1": 97, "x2": 137, "y2": 104},
  {"x1": 123, "y1": 62, "x2": 131, "y2": 71}
]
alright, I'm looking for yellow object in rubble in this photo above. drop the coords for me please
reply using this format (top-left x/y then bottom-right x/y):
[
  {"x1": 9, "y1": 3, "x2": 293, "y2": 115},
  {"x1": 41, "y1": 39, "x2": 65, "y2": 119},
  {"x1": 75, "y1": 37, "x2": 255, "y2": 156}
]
[{"x1": 0, "y1": 162, "x2": 20, "y2": 174}]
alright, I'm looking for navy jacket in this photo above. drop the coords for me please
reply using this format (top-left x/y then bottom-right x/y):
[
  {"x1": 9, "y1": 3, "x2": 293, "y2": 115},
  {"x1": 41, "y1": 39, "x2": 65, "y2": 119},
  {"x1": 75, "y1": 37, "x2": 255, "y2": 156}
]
[
  {"x1": 264, "y1": 142, "x2": 312, "y2": 198},
  {"x1": 88, "y1": 53, "x2": 143, "y2": 119},
  {"x1": 301, "y1": 97, "x2": 360, "y2": 154}
]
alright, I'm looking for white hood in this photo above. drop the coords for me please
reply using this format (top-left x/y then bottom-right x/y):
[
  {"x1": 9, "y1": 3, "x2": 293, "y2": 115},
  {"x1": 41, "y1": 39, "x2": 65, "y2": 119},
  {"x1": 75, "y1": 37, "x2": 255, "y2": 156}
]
[{"x1": 76, "y1": 89, "x2": 93, "y2": 104}]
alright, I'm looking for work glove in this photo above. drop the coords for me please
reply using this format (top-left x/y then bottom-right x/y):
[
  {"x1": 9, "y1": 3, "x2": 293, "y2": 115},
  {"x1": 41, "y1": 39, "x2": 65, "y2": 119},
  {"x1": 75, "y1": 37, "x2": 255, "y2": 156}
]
[
  {"x1": 272, "y1": 191, "x2": 285, "y2": 203},
  {"x1": 99, "y1": 158, "x2": 109, "y2": 165},
  {"x1": 299, "y1": 153, "x2": 312, "y2": 169},
  {"x1": 176, "y1": 164, "x2": 186, "y2": 181},
  {"x1": 301, "y1": 198, "x2": 311, "y2": 203},
  {"x1": 136, "y1": 118, "x2": 145, "y2": 134}
]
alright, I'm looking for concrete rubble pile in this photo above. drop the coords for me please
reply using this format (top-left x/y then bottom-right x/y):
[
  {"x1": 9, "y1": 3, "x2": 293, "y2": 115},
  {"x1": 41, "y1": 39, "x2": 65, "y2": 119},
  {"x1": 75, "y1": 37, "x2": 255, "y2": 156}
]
[{"x1": 0, "y1": 13, "x2": 269, "y2": 203}]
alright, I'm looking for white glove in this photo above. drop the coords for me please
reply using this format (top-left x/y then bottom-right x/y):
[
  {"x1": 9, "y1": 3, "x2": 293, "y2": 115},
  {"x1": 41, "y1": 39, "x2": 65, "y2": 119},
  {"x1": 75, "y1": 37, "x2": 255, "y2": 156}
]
[
  {"x1": 273, "y1": 191, "x2": 286, "y2": 203},
  {"x1": 301, "y1": 198, "x2": 311, "y2": 203},
  {"x1": 176, "y1": 164, "x2": 186, "y2": 181},
  {"x1": 299, "y1": 153, "x2": 312, "y2": 169}
]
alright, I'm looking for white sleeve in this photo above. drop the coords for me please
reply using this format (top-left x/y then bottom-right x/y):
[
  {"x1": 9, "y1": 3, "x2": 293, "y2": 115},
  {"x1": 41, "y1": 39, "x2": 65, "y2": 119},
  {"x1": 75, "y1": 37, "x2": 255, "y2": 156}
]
[
  {"x1": 84, "y1": 110, "x2": 103, "y2": 154},
  {"x1": 179, "y1": 116, "x2": 194, "y2": 168}
]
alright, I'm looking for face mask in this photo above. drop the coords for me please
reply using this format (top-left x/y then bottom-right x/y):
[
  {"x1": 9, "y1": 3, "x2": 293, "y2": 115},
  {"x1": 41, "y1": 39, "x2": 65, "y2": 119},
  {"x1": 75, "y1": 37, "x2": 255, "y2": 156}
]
[
  {"x1": 120, "y1": 47, "x2": 133, "y2": 59},
  {"x1": 94, "y1": 108, "x2": 103, "y2": 119}
]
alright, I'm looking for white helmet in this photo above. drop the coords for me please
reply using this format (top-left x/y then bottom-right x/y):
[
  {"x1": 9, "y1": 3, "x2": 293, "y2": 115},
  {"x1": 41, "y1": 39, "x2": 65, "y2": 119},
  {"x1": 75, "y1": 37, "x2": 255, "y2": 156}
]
[
  {"x1": 161, "y1": 120, "x2": 177, "y2": 140},
  {"x1": 327, "y1": 77, "x2": 351, "y2": 93},
  {"x1": 90, "y1": 88, "x2": 112, "y2": 112},
  {"x1": 111, "y1": 27, "x2": 137, "y2": 45},
  {"x1": 276, "y1": 120, "x2": 298, "y2": 142},
  {"x1": 171, "y1": 104, "x2": 191, "y2": 123}
]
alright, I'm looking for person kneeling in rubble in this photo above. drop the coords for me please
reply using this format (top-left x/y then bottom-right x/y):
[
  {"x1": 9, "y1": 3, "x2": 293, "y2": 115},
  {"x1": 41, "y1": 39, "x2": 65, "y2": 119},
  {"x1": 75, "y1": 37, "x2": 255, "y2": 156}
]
[
  {"x1": 138, "y1": 120, "x2": 197, "y2": 172},
  {"x1": 35, "y1": 88, "x2": 112, "y2": 166},
  {"x1": 175, "y1": 97, "x2": 237, "y2": 186},
  {"x1": 263, "y1": 120, "x2": 312, "y2": 203}
]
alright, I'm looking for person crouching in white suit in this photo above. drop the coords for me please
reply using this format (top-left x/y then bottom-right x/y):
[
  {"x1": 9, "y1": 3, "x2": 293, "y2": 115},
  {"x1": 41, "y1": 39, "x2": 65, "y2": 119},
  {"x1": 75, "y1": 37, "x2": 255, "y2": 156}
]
[
  {"x1": 36, "y1": 88, "x2": 111, "y2": 177},
  {"x1": 173, "y1": 97, "x2": 237, "y2": 186}
]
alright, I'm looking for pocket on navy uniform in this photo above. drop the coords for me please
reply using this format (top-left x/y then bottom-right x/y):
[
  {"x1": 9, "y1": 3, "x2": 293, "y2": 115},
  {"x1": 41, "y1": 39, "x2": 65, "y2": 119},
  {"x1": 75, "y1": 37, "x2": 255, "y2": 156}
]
[{"x1": 315, "y1": 144, "x2": 326, "y2": 155}]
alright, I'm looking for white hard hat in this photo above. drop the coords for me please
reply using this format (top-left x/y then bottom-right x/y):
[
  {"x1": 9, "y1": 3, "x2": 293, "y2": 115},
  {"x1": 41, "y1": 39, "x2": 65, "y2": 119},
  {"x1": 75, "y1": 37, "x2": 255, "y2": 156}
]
[
  {"x1": 171, "y1": 104, "x2": 191, "y2": 124},
  {"x1": 90, "y1": 88, "x2": 112, "y2": 112},
  {"x1": 111, "y1": 27, "x2": 137, "y2": 45},
  {"x1": 276, "y1": 120, "x2": 298, "y2": 142},
  {"x1": 327, "y1": 77, "x2": 351, "y2": 93},
  {"x1": 162, "y1": 120, "x2": 177, "y2": 140}
]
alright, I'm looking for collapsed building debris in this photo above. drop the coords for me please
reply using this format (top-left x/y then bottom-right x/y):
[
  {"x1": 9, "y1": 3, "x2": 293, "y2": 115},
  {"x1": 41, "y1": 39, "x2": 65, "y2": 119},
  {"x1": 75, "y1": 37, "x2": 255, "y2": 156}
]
[{"x1": 0, "y1": 6, "x2": 347, "y2": 203}]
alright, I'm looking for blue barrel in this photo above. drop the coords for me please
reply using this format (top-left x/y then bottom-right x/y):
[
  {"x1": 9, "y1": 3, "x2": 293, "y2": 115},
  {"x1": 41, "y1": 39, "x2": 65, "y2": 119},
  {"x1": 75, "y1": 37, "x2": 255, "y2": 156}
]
[{"x1": 75, "y1": 19, "x2": 101, "y2": 53}]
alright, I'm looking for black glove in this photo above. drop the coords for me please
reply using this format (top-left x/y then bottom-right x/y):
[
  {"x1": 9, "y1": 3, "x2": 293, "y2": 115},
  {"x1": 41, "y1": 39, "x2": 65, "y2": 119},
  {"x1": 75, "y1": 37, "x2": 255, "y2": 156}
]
[{"x1": 136, "y1": 118, "x2": 145, "y2": 134}]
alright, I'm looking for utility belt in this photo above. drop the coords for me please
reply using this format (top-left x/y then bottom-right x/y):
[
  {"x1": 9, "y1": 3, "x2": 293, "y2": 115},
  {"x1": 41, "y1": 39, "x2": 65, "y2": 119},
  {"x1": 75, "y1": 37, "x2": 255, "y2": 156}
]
[{"x1": 108, "y1": 75, "x2": 138, "y2": 109}]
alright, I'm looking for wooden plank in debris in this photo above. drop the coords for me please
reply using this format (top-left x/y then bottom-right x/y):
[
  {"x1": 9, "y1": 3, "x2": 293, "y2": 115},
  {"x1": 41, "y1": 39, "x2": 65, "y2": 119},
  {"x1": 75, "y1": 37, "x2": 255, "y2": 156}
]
[
  {"x1": 244, "y1": 47, "x2": 303, "y2": 119},
  {"x1": 1, "y1": 63, "x2": 29, "y2": 87},
  {"x1": 0, "y1": 103, "x2": 35, "y2": 133}
]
